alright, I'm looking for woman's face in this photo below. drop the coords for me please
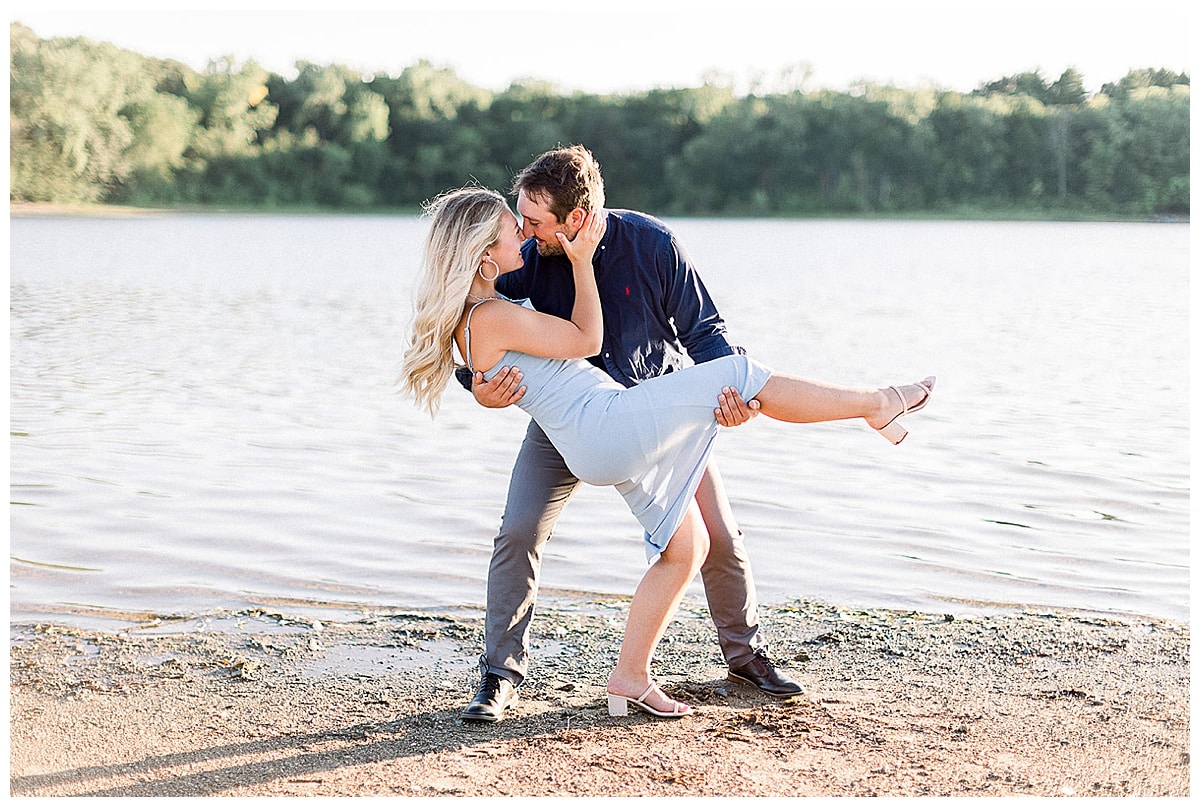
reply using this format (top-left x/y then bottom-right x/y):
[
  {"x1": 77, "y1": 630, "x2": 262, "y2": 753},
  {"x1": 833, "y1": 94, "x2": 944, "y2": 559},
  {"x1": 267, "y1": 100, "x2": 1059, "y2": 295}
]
[{"x1": 486, "y1": 210, "x2": 526, "y2": 274}]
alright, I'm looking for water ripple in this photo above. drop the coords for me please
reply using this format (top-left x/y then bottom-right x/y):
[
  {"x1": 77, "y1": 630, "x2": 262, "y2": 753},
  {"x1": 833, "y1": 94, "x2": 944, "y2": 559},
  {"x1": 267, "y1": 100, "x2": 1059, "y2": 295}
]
[{"x1": 9, "y1": 216, "x2": 1190, "y2": 627}]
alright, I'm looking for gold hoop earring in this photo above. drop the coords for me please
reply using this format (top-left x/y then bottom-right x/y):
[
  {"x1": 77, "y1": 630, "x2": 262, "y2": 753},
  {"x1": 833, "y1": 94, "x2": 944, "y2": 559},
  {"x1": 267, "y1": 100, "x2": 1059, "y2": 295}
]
[{"x1": 478, "y1": 258, "x2": 500, "y2": 282}]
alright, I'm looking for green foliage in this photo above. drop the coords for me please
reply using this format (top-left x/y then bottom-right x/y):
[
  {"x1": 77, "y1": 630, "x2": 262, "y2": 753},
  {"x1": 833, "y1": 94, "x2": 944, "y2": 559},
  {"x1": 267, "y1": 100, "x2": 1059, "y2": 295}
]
[
  {"x1": 11, "y1": 23, "x2": 166, "y2": 201},
  {"x1": 9, "y1": 22, "x2": 1191, "y2": 218}
]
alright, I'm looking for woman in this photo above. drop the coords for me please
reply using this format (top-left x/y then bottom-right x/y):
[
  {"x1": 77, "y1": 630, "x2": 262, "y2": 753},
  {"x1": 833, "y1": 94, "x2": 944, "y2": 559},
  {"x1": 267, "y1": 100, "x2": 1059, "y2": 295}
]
[{"x1": 401, "y1": 186, "x2": 934, "y2": 719}]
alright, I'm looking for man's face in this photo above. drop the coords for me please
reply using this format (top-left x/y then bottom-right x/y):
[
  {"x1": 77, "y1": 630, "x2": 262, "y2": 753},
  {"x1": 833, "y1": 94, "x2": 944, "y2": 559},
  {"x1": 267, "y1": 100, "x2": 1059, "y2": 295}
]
[{"x1": 516, "y1": 189, "x2": 578, "y2": 257}]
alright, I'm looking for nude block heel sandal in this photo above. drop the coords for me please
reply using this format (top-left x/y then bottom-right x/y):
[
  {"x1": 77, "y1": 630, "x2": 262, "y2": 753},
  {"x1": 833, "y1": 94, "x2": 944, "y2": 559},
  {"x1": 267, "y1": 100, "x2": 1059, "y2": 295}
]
[
  {"x1": 607, "y1": 683, "x2": 690, "y2": 718},
  {"x1": 876, "y1": 376, "x2": 936, "y2": 444}
]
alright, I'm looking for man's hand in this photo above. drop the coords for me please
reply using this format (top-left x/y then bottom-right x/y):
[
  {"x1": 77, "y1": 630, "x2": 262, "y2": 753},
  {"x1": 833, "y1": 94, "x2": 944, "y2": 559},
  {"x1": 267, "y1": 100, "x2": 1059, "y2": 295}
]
[
  {"x1": 715, "y1": 386, "x2": 760, "y2": 427},
  {"x1": 472, "y1": 366, "x2": 526, "y2": 408}
]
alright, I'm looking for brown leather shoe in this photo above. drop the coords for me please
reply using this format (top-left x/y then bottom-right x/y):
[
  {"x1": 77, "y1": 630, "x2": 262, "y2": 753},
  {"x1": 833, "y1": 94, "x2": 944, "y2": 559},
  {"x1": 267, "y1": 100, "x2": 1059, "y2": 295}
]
[{"x1": 728, "y1": 651, "x2": 804, "y2": 698}]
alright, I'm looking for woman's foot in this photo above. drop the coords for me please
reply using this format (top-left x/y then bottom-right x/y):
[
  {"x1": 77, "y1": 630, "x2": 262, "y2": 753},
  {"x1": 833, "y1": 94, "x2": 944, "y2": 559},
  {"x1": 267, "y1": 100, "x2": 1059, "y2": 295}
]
[
  {"x1": 868, "y1": 376, "x2": 936, "y2": 444},
  {"x1": 607, "y1": 675, "x2": 691, "y2": 718}
]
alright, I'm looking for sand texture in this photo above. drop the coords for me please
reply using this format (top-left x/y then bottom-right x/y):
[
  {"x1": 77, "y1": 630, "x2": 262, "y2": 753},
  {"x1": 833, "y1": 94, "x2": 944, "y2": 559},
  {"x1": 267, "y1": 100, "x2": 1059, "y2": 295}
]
[{"x1": 9, "y1": 599, "x2": 1190, "y2": 797}]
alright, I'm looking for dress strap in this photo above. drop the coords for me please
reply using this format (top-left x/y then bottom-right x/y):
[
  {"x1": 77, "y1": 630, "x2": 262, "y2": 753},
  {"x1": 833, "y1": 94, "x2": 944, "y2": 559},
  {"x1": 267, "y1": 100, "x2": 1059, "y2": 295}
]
[{"x1": 463, "y1": 297, "x2": 499, "y2": 374}]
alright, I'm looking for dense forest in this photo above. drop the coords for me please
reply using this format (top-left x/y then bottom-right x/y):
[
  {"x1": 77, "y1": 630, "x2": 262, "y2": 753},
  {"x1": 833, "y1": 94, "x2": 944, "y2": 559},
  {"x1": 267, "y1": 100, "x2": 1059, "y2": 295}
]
[{"x1": 9, "y1": 21, "x2": 1191, "y2": 217}]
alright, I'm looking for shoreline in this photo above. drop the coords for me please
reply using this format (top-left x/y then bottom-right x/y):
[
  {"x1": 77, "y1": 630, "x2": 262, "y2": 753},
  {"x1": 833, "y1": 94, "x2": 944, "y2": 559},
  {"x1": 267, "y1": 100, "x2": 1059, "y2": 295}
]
[
  {"x1": 9, "y1": 598, "x2": 1190, "y2": 797},
  {"x1": 11, "y1": 200, "x2": 1185, "y2": 223}
]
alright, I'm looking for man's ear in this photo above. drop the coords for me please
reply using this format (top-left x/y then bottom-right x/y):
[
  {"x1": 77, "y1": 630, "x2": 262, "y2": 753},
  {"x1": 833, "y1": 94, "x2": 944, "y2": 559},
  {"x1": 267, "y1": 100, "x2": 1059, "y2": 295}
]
[{"x1": 565, "y1": 207, "x2": 586, "y2": 230}]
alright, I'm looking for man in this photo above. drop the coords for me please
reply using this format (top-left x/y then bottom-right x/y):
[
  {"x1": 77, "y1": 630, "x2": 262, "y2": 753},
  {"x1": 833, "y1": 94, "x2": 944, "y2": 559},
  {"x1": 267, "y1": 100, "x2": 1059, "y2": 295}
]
[{"x1": 460, "y1": 145, "x2": 802, "y2": 721}]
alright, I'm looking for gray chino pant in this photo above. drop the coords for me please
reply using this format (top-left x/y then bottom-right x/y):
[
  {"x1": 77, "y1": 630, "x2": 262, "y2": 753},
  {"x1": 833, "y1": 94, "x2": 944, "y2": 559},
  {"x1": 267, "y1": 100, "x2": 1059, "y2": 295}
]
[{"x1": 480, "y1": 419, "x2": 765, "y2": 686}]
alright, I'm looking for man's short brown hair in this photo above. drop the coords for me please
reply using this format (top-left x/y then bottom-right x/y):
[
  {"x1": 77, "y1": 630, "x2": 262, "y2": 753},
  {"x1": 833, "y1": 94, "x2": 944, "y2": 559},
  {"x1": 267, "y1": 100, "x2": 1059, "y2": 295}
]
[{"x1": 510, "y1": 144, "x2": 606, "y2": 222}]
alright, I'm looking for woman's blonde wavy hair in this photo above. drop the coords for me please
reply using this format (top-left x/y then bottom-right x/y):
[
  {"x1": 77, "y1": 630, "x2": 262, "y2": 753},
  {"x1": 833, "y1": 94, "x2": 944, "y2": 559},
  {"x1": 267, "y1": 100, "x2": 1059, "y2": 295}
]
[{"x1": 400, "y1": 186, "x2": 510, "y2": 417}]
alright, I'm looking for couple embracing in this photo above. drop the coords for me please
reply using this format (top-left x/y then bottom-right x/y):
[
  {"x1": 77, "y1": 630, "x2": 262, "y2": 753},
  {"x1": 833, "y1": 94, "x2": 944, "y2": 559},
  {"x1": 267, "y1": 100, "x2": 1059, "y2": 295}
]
[{"x1": 400, "y1": 145, "x2": 934, "y2": 720}]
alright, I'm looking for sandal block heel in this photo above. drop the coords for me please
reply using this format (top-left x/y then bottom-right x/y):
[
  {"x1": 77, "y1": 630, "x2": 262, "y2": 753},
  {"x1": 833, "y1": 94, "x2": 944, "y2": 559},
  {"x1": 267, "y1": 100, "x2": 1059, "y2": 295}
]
[
  {"x1": 607, "y1": 693, "x2": 630, "y2": 717},
  {"x1": 877, "y1": 420, "x2": 908, "y2": 445}
]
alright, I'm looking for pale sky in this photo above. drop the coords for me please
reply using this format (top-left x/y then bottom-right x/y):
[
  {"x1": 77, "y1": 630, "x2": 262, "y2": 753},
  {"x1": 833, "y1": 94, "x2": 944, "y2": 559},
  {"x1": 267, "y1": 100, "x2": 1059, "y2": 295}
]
[{"x1": 9, "y1": 0, "x2": 1195, "y2": 95}]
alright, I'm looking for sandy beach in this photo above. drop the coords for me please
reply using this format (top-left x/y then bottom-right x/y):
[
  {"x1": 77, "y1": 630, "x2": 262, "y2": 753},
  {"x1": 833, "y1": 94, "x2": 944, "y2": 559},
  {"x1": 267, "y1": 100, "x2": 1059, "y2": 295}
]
[{"x1": 9, "y1": 598, "x2": 1190, "y2": 797}]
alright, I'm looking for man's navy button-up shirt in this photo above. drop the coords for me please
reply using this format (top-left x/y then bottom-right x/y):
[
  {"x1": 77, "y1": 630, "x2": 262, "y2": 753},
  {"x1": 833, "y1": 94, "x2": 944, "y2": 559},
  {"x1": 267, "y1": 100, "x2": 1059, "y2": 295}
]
[{"x1": 493, "y1": 208, "x2": 741, "y2": 389}]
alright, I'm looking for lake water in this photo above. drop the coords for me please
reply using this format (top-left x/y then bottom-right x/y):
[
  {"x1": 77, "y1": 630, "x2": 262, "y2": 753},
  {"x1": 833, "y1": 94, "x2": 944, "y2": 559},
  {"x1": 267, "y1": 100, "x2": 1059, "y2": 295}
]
[{"x1": 8, "y1": 214, "x2": 1190, "y2": 629}]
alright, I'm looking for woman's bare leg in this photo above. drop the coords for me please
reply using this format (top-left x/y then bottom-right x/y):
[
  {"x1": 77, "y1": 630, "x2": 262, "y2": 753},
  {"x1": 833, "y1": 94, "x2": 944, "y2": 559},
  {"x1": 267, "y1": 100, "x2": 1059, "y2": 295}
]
[
  {"x1": 752, "y1": 374, "x2": 929, "y2": 430},
  {"x1": 607, "y1": 502, "x2": 709, "y2": 713}
]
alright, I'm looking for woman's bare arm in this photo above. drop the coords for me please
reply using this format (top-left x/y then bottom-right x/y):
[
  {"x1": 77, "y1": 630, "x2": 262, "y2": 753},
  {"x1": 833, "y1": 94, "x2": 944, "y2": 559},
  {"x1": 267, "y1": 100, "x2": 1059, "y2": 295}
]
[{"x1": 466, "y1": 211, "x2": 607, "y2": 370}]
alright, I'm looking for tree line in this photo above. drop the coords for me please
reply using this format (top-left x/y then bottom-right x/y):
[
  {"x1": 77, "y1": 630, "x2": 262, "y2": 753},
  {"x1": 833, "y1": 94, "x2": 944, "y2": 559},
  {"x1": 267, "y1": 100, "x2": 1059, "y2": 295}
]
[{"x1": 9, "y1": 22, "x2": 1190, "y2": 217}]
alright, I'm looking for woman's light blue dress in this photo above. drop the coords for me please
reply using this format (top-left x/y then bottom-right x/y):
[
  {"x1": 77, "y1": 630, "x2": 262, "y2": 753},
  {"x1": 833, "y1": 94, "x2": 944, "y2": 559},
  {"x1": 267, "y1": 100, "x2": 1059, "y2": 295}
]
[{"x1": 466, "y1": 299, "x2": 773, "y2": 561}]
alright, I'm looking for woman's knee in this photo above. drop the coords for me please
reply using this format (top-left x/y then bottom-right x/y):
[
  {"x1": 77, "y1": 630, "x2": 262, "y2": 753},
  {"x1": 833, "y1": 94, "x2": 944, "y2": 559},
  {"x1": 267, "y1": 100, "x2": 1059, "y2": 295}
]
[{"x1": 668, "y1": 514, "x2": 710, "y2": 573}]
